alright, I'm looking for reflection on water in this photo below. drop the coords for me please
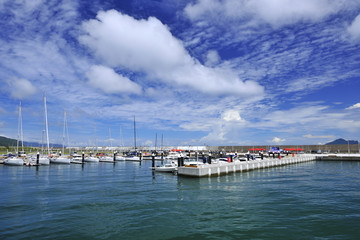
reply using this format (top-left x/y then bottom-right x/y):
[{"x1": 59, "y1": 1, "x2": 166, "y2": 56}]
[{"x1": 1, "y1": 161, "x2": 360, "y2": 239}]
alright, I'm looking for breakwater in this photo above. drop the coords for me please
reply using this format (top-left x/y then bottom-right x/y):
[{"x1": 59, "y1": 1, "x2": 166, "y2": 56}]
[{"x1": 178, "y1": 155, "x2": 316, "y2": 177}]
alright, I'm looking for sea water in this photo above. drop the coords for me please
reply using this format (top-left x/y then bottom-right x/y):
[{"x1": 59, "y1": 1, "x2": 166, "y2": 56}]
[{"x1": 1, "y1": 160, "x2": 360, "y2": 239}]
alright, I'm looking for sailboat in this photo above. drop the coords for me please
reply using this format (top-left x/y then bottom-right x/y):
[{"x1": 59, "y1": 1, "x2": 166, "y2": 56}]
[
  {"x1": 4, "y1": 101, "x2": 25, "y2": 166},
  {"x1": 85, "y1": 124, "x2": 99, "y2": 162},
  {"x1": 115, "y1": 125, "x2": 125, "y2": 161},
  {"x1": 38, "y1": 92, "x2": 50, "y2": 165},
  {"x1": 124, "y1": 116, "x2": 141, "y2": 162},
  {"x1": 27, "y1": 92, "x2": 51, "y2": 165},
  {"x1": 50, "y1": 108, "x2": 70, "y2": 164}
]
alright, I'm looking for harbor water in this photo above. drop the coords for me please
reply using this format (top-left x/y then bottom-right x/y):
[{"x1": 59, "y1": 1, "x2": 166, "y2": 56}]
[{"x1": 1, "y1": 160, "x2": 360, "y2": 239}]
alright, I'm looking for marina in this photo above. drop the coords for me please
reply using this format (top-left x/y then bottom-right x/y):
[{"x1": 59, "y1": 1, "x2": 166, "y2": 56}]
[{"x1": 1, "y1": 158, "x2": 360, "y2": 239}]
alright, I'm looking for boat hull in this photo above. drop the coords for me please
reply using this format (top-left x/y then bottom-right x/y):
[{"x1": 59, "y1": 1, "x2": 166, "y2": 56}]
[
  {"x1": 154, "y1": 167, "x2": 177, "y2": 172},
  {"x1": 50, "y1": 157, "x2": 70, "y2": 164},
  {"x1": 39, "y1": 157, "x2": 50, "y2": 165},
  {"x1": 4, "y1": 158, "x2": 24, "y2": 166},
  {"x1": 85, "y1": 157, "x2": 99, "y2": 162},
  {"x1": 124, "y1": 156, "x2": 141, "y2": 162}
]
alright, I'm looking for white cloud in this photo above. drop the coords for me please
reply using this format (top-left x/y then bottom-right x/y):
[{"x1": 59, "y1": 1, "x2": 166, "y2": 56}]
[
  {"x1": 7, "y1": 77, "x2": 37, "y2": 99},
  {"x1": 185, "y1": 0, "x2": 345, "y2": 28},
  {"x1": 272, "y1": 137, "x2": 285, "y2": 143},
  {"x1": 222, "y1": 109, "x2": 243, "y2": 122},
  {"x1": 303, "y1": 134, "x2": 335, "y2": 139},
  {"x1": 348, "y1": 14, "x2": 360, "y2": 41},
  {"x1": 86, "y1": 65, "x2": 142, "y2": 95},
  {"x1": 79, "y1": 10, "x2": 263, "y2": 97},
  {"x1": 346, "y1": 103, "x2": 360, "y2": 110},
  {"x1": 205, "y1": 50, "x2": 220, "y2": 66},
  {"x1": 246, "y1": 0, "x2": 341, "y2": 28}
]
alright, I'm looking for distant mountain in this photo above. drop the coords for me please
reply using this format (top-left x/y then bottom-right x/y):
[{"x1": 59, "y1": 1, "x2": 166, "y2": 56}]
[
  {"x1": 0, "y1": 136, "x2": 62, "y2": 148},
  {"x1": 0, "y1": 136, "x2": 17, "y2": 147},
  {"x1": 325, "y1": 138, "x2": 358, "y2": 145}
]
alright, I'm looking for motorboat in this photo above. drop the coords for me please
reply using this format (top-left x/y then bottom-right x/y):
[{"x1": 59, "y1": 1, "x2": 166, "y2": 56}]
[
  {"x1": 153, "y1": 160, "x2": 178, "y2": 172},
  {"x1": 4, "y1": 157, "x2": 24, "y2": 166}
]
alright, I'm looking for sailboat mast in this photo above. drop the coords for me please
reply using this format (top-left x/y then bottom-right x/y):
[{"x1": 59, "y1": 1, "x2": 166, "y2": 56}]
[
  {"x1": 16, "y1": 101, "x2": 21, "y2": 156},
  {"x1": 161, "y1": 134, "x2": 163, "y2": 151},
  {"x1": 41, "y1": 103, "x2": 44, "y2": 155},
  {"x1": 20, "y1": 101, "x2": 24, "y2": 153},
  {"x1": 134, "y1": 116, "x2": 137, "y2": 151},
  {"x1": 155, "y1": 133, "x2": 157, "y2": 152},
  {"x1": 65, "y1": 110, "x2": 69, "y2": 155},
  {"x1": 44, "y1": 91, "x2": 50, "y2": 156},
  {"x1": 120, "y1": 125, "x2": 123, "y2": 147},
  {"x1": 109, "y1": 127, "x2": 112, "y2": 148},
  {"x1": 62, "y1": 109, "x2": 66, "y2": 155},
  {"x1": 44, "y1": 92, "x2": 50, "y2": 156}
]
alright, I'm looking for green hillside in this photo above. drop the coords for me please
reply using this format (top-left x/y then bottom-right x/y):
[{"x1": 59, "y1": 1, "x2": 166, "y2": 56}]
[{"x1": 0, "y1": 136, "x2": 18, "y2": 147}]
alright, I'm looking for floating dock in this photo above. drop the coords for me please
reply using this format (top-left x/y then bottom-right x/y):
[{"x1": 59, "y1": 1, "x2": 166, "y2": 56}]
[
  {"x1": 316, "y1": 154, "x2": 360, "y2": 161},
  {"x1": 178, "y1": 155, "x2": 316, "y2": 177}
]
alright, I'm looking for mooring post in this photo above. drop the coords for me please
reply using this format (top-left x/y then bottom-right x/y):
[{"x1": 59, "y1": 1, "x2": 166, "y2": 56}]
[
  {"x1": 82, "y1": 152, "x2": 85, "y2": 163},
  {"x1": 36, "y1": 152, "x2": 40, "y2": 165},
  {"x1": 152, "y1": 154, "x2": 155, "y2": 168}
]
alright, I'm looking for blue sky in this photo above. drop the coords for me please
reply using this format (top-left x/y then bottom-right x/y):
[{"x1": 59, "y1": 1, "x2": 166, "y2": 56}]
[{"x1": 1, "y1": 0, "x2": 360, "y2": 147}]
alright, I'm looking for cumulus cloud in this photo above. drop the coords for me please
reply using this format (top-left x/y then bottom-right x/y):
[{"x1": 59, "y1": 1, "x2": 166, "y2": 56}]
[
  {"x1": 222, "y1": 109, "x2": 243, "y2": 121},
  {"x1": 79, "y1": 10, "x2": 263, "y2": 96},
  {"x1": 86, "y1": 65, "x2": 142, "y2": 95},
  {"x1": 348, "y1": 14, "x2": 360, "y2": 42},
  {"x1": 346, "y1": 103, "x2": 360, "y2": 110},
  {"x1": 7, "y1": 77, "x2": 37, "y2": 99},
  {"x1": 185, "y1": 0, "x2": 344, "y2": 28},
  {"x1": 272, "y1": 137, "x2": 285, "y2": 143}
]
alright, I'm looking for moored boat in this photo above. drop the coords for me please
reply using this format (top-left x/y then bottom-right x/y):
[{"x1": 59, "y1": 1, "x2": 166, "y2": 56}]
[
  {"x1": 85, "y1": 156, "x2": 99, "y2": 162},
  {"x1": 4, "y1": 157, "x2": 24, "y2": 166},
  {"x1": 50, "y1": 156, "x2": 70, "y2": 164},
  {"x1": 153, "y1": 160, "x2": 178, "y2": 172}
]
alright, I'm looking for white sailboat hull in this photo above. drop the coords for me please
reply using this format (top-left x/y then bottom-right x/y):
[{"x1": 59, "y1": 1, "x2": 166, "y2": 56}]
[
  {"x1": 124, "y1": 156, "x2": 141, "y2": 162},
  {"x1": 50, "y1": 157, "x2": 70, "y2": 164},
  {"x1": 154, "y1": 166, "x2": 177, "y2": 172},
  {"x1": 39, "y1": 157, "x2": 50, "y2": 165},
  {"x1": 115, "y1": 156, "x2": 125, "y2": 161},
  {"x1": 4, "y1": 157, "x2": 24, "y2": 166},
  {"x1": 99, "y1": 156, "x2": 114, "y2": 162},
  {"x1": 85, "y1": 157, "x2": 99, "y2": 162}
]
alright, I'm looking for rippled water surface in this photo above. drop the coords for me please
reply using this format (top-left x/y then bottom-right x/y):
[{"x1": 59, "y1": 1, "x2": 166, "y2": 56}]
[{"x1": 1, "y1": 160, "x2": 360, "y2": 239}]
